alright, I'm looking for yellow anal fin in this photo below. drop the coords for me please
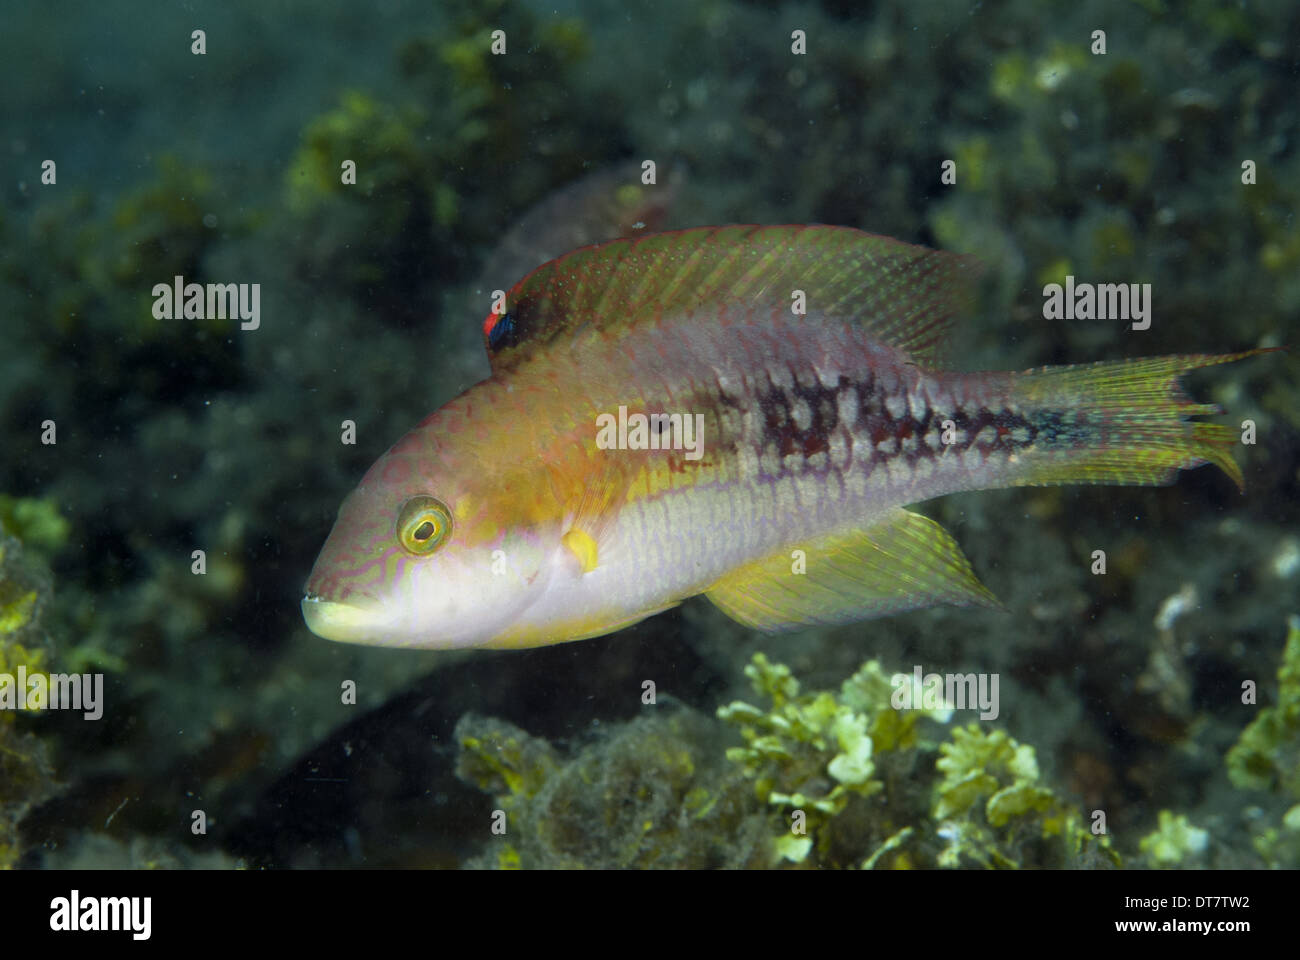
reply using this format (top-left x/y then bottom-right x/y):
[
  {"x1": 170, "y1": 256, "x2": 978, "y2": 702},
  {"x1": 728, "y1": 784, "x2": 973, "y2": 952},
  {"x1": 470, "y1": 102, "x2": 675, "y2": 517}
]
[
  {"x1": 562, "y1": 528, "x2": 600, "y2": 573},
  {"x1": 705, "y1": 508, "x2": 1001, "y2": 633}
]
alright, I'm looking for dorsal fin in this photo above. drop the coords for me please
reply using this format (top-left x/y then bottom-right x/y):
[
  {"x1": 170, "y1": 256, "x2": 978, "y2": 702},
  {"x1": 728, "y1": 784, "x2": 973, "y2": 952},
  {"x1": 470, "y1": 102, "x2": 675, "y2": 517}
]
[{"x1": 481, "y1": 225, "x2": 983, "y2": 376}]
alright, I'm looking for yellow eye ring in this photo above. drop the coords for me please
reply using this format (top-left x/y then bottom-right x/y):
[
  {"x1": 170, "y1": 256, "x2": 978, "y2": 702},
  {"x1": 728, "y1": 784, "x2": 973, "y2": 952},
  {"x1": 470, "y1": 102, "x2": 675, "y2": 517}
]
[{"x1": 397, "y1": 496, "x2": 453, "y2": 556}]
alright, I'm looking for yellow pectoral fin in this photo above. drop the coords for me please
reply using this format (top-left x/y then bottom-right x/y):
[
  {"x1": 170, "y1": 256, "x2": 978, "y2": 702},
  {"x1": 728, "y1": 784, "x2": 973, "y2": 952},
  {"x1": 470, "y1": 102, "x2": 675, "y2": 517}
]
[
  {"x1": 545, "y1": 440, "x2": 634, "y2": 576},
  {"x1": 562, "y1": 528, "x2": 600, "y2": 574},
  {"x1": 705, "y1": 508, "x2": 1002, "y2": 633}
]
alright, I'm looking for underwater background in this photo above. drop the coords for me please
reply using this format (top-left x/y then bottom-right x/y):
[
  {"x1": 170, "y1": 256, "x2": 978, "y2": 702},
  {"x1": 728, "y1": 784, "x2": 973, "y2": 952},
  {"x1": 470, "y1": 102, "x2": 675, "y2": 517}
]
[{"x1": 1, "y1": 0, "x2": 1297, "y2": 869}]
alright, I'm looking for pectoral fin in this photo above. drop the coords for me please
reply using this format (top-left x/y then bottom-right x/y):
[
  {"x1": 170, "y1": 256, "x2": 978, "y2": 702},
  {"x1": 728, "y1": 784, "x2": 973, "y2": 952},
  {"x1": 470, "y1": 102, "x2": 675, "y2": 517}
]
[
  {"x1": 705, "y1": 508, "x2": 1001, "y2": 632},
  {"x1": 562, "y1": 528, "x2": 600, "y2": 574}
]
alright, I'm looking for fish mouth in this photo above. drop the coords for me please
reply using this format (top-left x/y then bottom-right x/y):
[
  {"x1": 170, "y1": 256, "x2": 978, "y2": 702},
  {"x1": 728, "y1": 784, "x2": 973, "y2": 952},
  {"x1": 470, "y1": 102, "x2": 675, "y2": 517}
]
[{"x1": 301, "y1": 594, "x2": 387, "y2": 645}]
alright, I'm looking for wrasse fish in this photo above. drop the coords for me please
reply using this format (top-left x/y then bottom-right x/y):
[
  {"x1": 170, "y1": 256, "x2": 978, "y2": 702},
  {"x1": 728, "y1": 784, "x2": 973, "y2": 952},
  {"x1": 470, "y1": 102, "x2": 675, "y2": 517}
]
[{"x1": 303, "y1": 225, "x2": 1261, "y2": 649}]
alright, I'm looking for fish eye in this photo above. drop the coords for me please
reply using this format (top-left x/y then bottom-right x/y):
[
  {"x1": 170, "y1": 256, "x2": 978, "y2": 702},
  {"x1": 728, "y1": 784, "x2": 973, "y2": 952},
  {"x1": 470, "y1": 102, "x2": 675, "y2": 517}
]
[{"x1": 397, "y1": 496, "x2": 453, "y2": 556}]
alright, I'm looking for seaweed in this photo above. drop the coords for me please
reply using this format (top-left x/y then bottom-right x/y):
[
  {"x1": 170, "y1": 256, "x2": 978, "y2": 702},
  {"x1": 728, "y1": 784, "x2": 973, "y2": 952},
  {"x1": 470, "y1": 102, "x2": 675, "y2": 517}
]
[
  {"x1": 720, "y1": 654, "x2": 1115, "y2": 869},
  {"x1": 455, "y1": 708, "x2": 770, "y2": 868},
  {"x1": 1225, "y1": 616, "x2": 1300, "y2": 867},
  {"x1": 0, "y1": 535, "x2": 58, "y2": 869}
]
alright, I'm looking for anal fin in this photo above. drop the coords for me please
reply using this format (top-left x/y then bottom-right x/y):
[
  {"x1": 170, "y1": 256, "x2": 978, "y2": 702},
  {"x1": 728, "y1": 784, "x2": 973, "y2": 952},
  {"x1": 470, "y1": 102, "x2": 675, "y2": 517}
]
[{"x1": 705, "y1": 508, "x2": 1001, "y2": 633}]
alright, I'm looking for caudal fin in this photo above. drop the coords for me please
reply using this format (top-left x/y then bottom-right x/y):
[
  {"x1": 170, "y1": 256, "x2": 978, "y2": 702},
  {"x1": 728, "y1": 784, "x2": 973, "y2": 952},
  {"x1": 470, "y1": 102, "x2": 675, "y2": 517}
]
[{"x1": 1008, "y1": 350, "x2": 1271, "y2": 492}]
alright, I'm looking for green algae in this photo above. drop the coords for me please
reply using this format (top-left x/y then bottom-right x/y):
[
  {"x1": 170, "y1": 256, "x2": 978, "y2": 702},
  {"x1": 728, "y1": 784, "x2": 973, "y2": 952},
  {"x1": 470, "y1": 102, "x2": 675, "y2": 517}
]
[
  {"x1": 1138, "y1": 810, "x2": 1209, "y2": 866},
  {"x1": 1226, "y1": 616, "x2": 1300, "y2": 867},
  {"x1": 718, "y1": 654, "x2": 1114, "y2": 869},
  {"x1": 931, "y1": 724, "x2": 1112, "y2": 869},
  {"x1": 454, "y1": 653, "x2": 1122, "y2": 869},
  {"x1": 455, "y1": 709, "x2": 769, "y2": 869},
  {"x1": 0, "y1": 496, "x2": 69, "y2": 561},
  {"x1": 1227, "y1": 616, "x2": 1300, "y2": 797},
  {"x1": 716, "y1": 654, "x2": 903, "y2": 858},
  {"x1": 456, "y1": 713, "x2": 561, "y2": 802},
  {"x1": 286, "y1": 91, "x2": 437, "y2": 219},
  {"x1": 0, "y1": 536, "x2": 57, "y2": 869}
]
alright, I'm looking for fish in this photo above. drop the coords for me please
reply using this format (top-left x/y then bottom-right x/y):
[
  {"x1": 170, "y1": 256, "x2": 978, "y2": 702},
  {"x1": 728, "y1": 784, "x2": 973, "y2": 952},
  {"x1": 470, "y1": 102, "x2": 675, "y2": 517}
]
[{"x1": 302, "y1": 224, "x2": 1263, "y2": 650}]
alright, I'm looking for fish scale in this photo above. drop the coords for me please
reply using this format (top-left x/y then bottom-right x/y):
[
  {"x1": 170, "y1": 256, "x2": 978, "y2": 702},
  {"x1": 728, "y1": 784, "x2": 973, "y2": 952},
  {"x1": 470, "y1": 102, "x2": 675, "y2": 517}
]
[{"x1": 714, "y1": 345, "x2": 1033, "y2": 512}]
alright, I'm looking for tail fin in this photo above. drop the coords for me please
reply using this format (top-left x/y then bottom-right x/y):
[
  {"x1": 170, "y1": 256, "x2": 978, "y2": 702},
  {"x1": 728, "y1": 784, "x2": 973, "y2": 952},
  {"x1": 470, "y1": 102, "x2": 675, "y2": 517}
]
[{"x1": 1008, "y1": 350, "x2": 1270, "y2": 492}]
